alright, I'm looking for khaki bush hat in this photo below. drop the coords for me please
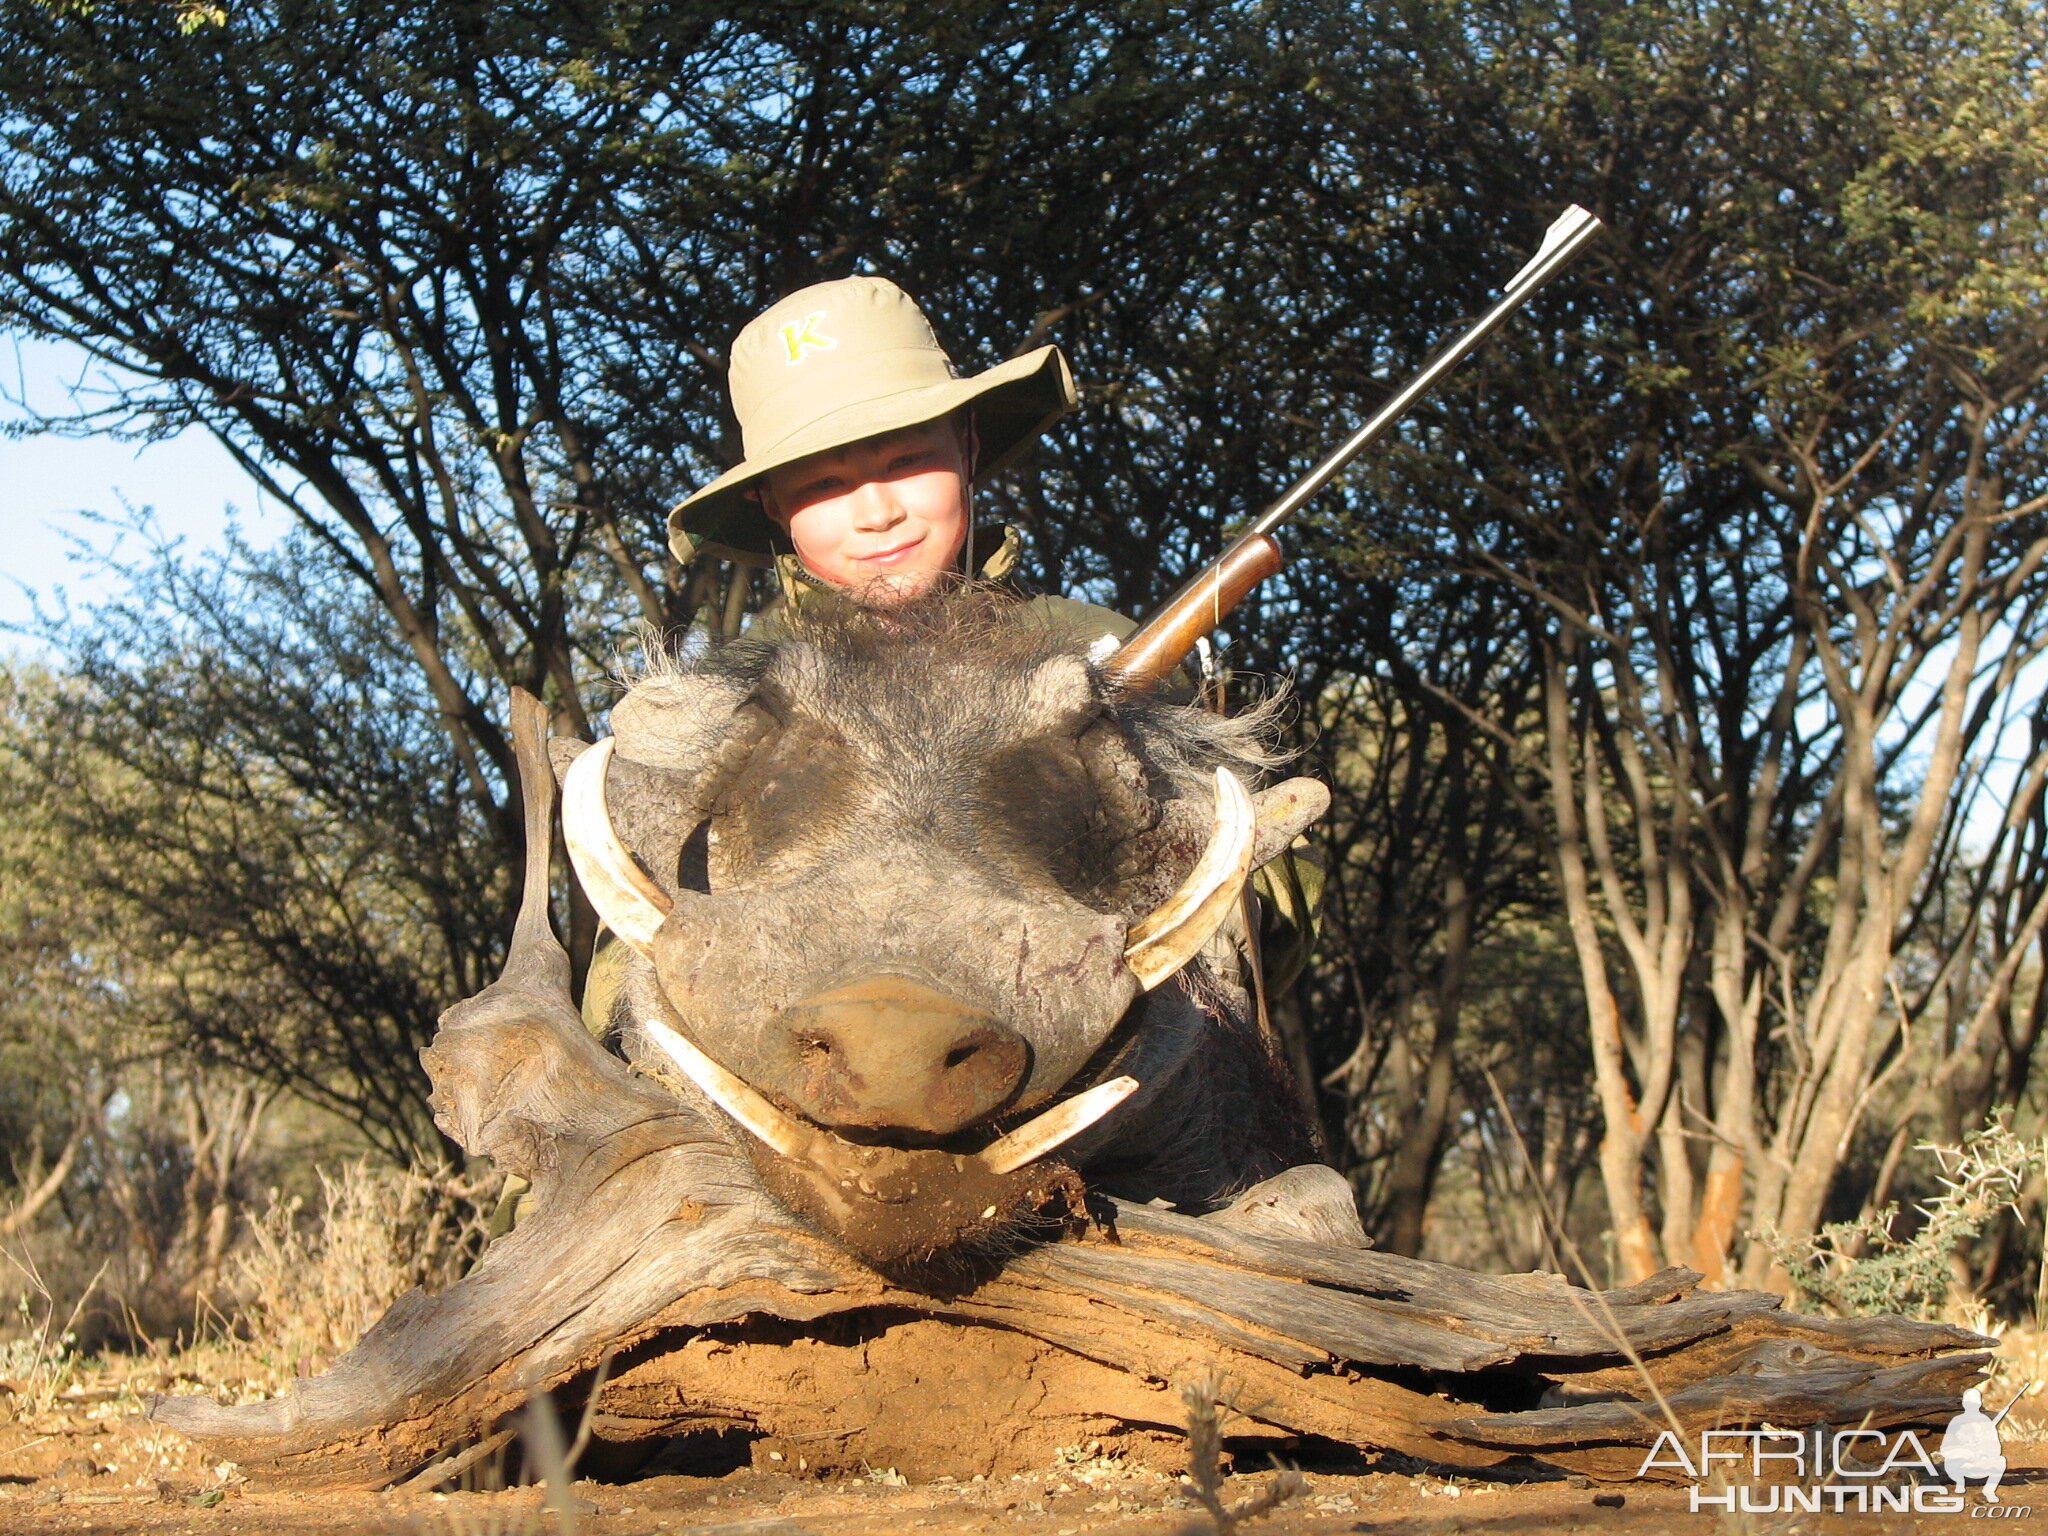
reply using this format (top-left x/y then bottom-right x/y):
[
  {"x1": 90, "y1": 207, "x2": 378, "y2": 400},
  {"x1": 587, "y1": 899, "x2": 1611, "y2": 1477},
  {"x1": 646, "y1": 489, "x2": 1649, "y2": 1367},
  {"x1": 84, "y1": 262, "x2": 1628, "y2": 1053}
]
[{"x1": 668, "y1": 276, "x2": 1075, "y2": 564}]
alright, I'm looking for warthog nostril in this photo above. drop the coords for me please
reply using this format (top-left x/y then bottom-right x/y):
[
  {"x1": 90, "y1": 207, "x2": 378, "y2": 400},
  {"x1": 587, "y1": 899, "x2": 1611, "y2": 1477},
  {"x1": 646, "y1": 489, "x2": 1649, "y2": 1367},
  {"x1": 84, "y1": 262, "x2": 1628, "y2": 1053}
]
[{"x1": 767, "y1": 974, "x2": 1029, "y2": 1139}]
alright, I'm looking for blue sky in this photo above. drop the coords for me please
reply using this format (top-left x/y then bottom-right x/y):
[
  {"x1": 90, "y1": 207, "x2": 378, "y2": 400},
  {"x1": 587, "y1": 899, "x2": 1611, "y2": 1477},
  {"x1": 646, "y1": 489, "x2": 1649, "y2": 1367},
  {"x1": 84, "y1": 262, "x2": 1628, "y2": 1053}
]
[{"x1": 1, "y1": 336, "x2": 282, "y2": 647}]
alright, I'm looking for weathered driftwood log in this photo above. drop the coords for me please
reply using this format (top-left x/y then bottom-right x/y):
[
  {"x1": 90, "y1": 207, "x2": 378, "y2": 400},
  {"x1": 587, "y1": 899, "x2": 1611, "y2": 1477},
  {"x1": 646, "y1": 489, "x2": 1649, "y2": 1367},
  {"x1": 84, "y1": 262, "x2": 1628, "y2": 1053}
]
[
  {"x1": 150, "y1": 942, "x2": 1988, "y2": 1486},
  {"x1": 151, "y1": 618, "x2": 1990, "y2": 1482}
]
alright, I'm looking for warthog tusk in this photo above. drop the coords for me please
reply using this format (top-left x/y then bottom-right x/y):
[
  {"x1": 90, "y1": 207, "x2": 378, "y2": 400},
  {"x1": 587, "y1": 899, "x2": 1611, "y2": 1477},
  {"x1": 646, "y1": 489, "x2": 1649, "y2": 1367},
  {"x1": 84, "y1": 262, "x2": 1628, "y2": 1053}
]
[
  {"x1": 649, "y1": 1015, "x2": 1130, "y2": 1179},
  {"x1": 642, "y1": 1016, "x2": 813, "y2": 1159},
  {"x1": 980, "y1": 1075, "x2": 1140, "y2": 1174},
  {"x1": 563, "y1": 738, "x2": 672, "y2": 956},
  {"x1": 1122, "y1": 766, "x2": 1256, "y2": 989}
]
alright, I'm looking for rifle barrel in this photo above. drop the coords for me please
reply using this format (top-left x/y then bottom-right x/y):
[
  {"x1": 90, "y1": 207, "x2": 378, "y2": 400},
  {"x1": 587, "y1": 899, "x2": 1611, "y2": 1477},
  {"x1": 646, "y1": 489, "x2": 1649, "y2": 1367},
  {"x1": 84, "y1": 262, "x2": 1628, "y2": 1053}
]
[
  {"x1": 1244, "y1": 203, "x2": 1605, "y2": 544},
  {"x1": 1100, "y1": 204, "x2": 1605, "y2": 697}
]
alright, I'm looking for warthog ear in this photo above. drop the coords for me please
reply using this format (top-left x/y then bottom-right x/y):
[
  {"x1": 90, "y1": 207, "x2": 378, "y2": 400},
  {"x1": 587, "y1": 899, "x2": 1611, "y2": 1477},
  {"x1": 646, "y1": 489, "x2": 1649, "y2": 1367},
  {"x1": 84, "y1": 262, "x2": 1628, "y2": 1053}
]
[
  {"x1": 611, "y1": 673, "x2": 753, "y2": 773},
  {"x1": 1250, "y1": 778, "x2": 1330, "y2": 869}
]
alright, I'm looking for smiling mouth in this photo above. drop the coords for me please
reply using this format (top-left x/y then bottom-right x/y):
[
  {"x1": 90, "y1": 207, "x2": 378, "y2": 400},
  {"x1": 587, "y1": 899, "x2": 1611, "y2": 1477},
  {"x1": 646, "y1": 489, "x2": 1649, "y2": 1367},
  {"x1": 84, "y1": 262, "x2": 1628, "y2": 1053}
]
[{"x1": 855, "y1": 535, "x2": 925, "y2": 564}]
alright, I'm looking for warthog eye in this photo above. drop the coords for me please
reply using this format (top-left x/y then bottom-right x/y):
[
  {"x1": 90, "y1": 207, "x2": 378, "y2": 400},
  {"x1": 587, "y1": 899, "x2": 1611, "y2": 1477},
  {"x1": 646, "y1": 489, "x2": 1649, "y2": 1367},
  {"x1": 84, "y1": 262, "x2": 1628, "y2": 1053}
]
[
  {"x1": 709, "y1": 717, "x2": 855, "y2": 882},
  {"x1": 677, "y1": 818, "x2": 712, "y2": 893},
  {"x1": 973, "y1": 738, "x2": 1118, "y2": 896}
]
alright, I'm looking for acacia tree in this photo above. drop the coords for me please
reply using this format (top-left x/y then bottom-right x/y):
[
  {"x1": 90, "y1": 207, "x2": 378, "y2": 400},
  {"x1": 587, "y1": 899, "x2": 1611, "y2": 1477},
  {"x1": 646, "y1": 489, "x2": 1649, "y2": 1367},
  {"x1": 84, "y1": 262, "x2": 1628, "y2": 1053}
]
[
  {"x1": 0, "y1": 659, "x2": 304, "y2": 1330},
  {"x1": 1290, "y1": 0, "x2": 2048, "y2": 1283},
  {"x1": 5, "y1": 535, "x2": 505, "y2": 1164},
  {"x1": 7, "y1": 0, "x2": 2047, "y2": 1300},
  {"x1": 1307, "y1": 581, "x2": 1554, "y2": 1256}
]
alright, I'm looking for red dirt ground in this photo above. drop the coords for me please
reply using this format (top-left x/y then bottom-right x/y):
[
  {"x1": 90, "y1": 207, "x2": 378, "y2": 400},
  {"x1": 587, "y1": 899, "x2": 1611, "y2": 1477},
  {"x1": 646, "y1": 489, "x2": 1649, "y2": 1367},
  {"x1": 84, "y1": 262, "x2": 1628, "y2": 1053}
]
[{"x1": 5, "y1": 1386, "x2": 2044, "y2": 1536}]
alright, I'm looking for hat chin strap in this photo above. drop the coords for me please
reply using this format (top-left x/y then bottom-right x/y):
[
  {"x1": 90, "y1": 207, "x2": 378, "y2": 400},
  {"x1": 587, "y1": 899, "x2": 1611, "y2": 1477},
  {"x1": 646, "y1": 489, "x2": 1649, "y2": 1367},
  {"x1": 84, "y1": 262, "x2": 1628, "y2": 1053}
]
[{"x1": 959, "y1": 409, "x2": 981, "y2": 580}]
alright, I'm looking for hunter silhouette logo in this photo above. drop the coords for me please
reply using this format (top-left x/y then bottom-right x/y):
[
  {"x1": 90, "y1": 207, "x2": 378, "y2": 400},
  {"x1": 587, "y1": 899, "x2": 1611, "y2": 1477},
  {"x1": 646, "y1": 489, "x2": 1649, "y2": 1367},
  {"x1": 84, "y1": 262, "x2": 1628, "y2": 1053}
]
[
  {"x1": 1644, "y1": 1383, "x2": 2033, "y2": 1515},
  {"x1": 1943, "y1": 1386, "x2": 2015, "y2": 1502},
  {"x1": 780, "y1": 311, "x2": 836, "y2": 365}
]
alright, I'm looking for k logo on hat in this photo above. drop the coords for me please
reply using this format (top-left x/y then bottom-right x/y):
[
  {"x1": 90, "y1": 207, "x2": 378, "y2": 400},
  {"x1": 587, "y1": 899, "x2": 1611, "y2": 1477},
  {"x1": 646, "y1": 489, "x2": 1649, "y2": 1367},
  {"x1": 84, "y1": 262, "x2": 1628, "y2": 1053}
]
[
  {"x1": 670, "y1": 276, "x2": 1075, "y2": 565},
  {"x1": 779, "y1": 312, "x2": 836, "y2": 365}
]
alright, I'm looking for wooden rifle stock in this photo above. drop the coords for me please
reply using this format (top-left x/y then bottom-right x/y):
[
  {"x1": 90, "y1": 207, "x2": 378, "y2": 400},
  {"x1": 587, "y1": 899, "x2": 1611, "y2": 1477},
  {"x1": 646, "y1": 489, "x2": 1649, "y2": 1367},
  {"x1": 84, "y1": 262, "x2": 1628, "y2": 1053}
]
[{"x1": 1096, "y1": 534, "x2": 1284, "y2": 695}]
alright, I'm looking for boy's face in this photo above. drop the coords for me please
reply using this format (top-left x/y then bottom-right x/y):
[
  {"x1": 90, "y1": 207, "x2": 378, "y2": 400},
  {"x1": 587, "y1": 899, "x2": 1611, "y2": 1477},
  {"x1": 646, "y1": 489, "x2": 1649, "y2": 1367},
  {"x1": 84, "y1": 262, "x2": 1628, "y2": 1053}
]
[{"x1": 756, "y1": 417, "x2": 971, "y2": 606}]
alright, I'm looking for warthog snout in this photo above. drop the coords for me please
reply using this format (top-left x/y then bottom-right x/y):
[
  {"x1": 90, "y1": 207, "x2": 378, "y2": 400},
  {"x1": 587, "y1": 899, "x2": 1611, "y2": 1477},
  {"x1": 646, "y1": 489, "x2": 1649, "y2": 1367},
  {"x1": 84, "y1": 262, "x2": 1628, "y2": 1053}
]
[{"x1": 770, "y1": 974, "x2": 1029, "y2": 1138}]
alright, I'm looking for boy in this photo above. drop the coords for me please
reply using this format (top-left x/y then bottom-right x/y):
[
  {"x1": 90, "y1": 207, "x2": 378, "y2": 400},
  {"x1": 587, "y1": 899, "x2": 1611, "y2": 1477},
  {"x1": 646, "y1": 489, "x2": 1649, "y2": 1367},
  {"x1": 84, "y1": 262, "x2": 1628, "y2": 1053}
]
[
  {"x1": 666, "y1": 274, "x2": 1135, "y2": 648},
  {"x1": 484, "y1": 276, "x2": 1320, "y2": 1236}
]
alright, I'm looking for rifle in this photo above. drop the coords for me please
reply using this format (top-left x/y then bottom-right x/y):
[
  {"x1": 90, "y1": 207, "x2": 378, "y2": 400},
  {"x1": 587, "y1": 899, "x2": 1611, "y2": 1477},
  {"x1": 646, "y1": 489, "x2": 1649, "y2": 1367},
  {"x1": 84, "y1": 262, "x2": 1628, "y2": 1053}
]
[
  {"x1": 1989, "y1": 1386, "x2": 2032, "y2": 1429},
  {"x1": 1100, "y1": 204, "x2": 1606, "y2": 695}
]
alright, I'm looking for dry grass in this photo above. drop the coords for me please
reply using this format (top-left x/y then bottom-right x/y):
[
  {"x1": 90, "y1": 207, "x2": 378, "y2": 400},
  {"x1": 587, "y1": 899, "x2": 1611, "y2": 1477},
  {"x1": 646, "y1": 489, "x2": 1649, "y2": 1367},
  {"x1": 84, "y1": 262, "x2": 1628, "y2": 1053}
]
[
  {"x1": 1960, "y1": 1315, "x2": 2047, "y2": 1443},
  {"x1": 0, "y1": 1160, "x2": 571, "y2": 1534},
  {"x1": 232, "y1": 1159, "x2": 498, "y2": 1379},
  {"x1": 0, "y1": 1244, "x2": 97, "y2": 1419},
  {"x1": 0, "y1": 1157, "x2": 502, "y2": 1506}
]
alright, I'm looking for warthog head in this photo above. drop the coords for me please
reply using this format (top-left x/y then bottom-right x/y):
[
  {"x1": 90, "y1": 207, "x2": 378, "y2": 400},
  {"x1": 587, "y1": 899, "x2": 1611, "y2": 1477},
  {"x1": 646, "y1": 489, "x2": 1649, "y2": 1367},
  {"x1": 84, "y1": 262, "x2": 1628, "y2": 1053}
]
[{"x1": 559, "y1": 591, "x2": 1326, "y2": 1268}]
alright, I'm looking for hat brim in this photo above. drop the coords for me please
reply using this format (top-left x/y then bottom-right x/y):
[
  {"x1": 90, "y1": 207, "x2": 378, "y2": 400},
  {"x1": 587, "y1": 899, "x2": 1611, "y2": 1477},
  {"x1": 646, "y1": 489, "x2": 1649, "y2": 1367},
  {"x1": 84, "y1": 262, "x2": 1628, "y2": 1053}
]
[{"x1": 668, "y1": 344, "x2": 1074, "y2": 564}]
